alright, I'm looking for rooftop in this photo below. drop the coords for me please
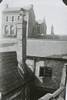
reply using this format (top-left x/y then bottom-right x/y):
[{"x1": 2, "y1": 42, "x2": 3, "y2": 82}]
[{"x1": 3, "y1": 4, "x2": 33, "y2": 13}]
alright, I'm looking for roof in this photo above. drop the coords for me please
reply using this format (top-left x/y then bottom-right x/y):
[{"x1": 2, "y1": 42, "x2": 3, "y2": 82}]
[
  {"x1": 48, "y1": 54, "x2": 67, "y2": 60},
  {"x1": 27, "y1": 54, "x2": 67, "y2": 61},
  {"x1": 2, "y1": 4, "x2": 33, "y2": 13},
  {"x1": 0, "y1": 51, "x2": 24, "y2": 95}
]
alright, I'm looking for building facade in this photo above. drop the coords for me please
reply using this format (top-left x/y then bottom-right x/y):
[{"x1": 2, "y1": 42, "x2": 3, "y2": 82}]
[
  {"x1": 2, "y1": 5, "x2": 35, "y2": 38},
  {"x1": 2, "y1": 5, "x2": 36, "y2": 65},
  {"x1": 32, "y1": 19, "x2": 47, "y2": 38},
  {"x1": 39, "y1": 19, "x2": 47, "y2": 36}
]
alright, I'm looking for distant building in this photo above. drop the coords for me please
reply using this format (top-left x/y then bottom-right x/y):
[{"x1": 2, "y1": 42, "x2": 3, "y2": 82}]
[
  {"x1": 2, "y1": 4, "x2": 35, "y2": 38},
  {"x1": 27, "y1": 5, "x2": 36, "y2": 38},
  {"x1": 40, "y1": 18, "x2": 47, "y2": 36},
  {"x1": 32, "y1": 22, "x2": 40, "y2": 37},
  {"x1": 32, "y1": 18, "x2": 47, "y2": 38}
]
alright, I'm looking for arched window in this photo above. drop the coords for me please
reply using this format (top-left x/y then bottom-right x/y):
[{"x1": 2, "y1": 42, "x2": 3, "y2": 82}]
[
  {"x1": 10, "y1": 25, "x2": 14, "y2": 34},
  {"x1": 5, "y1": 25, "x2": 9, "y2": 35},
  {"x1": 10, "y1": 25, "x2": 16, "y2": 36}
]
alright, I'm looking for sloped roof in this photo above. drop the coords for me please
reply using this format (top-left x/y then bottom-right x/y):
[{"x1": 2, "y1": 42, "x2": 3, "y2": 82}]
[{"x1": 0, "y1": 52, "x2": 24, "y2": 95}]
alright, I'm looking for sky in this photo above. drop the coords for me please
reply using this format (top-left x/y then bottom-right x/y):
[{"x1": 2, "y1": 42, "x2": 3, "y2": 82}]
[{"x1": 0, "y1": 0, "x2": 67, "y2": 36}]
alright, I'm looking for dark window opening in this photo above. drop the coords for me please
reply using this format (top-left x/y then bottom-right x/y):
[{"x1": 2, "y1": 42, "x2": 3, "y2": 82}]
[
  {"x1": 39, "y1": 67, "x2": 44, "y2": 77},
  {"x1": 39, "y1": 66, "x2": 52, "y2": 78}
]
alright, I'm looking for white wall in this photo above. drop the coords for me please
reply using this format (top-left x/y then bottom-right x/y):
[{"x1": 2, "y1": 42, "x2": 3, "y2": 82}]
[{"x1": 27, "y1": 39, "x2": 67, "y2": 57}]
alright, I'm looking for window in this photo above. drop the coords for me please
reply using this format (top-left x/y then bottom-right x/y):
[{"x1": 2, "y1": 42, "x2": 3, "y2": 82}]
[
  {"x1": 5, "y1": 25, "x2": 9, "y2": 35},
  {"x1": 6, "y1": 16, "x2": 8, "y2": 22},
  {"x1": 10, "y1": 25, "x2": 16, "y2": 36},
  {"x1": 39, "y1": 66, "x2": 52, "y2": 78},
  {"x1": 39, "y1": 67, "x2": 44, "y2": 77},
  {"x1": 12, "y1": 16, "x2": 14, "y2": 21},
  {"x1": 10, "y1": 25, "x2": 14, "y2": 34}
]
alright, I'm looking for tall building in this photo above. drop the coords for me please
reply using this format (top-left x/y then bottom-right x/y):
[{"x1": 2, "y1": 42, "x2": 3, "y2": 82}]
[
  {"x1": 2, "y1": 4, "x2": 35, "y2": 38},
  {"x1": 2, "y1": 4, "x2": 36, "y2": 63},
  {"x1": 2, "y1": 6, "x2": 25, "y2": 65},
  {"x1": 32, "y1": 18, "x2": 47, "y2": 38},
  {"x1": 32, "y1": 22, "x2": 40, "y2": 37},
  {"x1": 27, "y1": 5, "x2": 36, "y2": 38},
  {"x1": 1, "y1": 5, "x2": 35, "y2": 69}
]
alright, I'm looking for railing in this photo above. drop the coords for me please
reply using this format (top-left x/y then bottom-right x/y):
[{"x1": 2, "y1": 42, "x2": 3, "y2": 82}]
[{"x1": 38, "y1": 86, "x2": 64, "y2": 100}]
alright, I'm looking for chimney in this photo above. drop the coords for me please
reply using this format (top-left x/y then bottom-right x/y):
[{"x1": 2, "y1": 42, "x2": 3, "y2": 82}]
[{"x1": 17, "y1": 9, "x2": 27, "y2": 67}]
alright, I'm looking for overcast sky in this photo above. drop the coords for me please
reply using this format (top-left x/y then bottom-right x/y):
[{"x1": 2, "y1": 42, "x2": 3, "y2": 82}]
[{"x1": 0, "y1": 0, "x2": 67, "y2": 36}]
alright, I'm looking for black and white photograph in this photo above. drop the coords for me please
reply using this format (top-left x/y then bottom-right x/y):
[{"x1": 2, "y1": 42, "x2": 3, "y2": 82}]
[{"x1": 0, "y1": 0, "x2": 67, "y2": 100}]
